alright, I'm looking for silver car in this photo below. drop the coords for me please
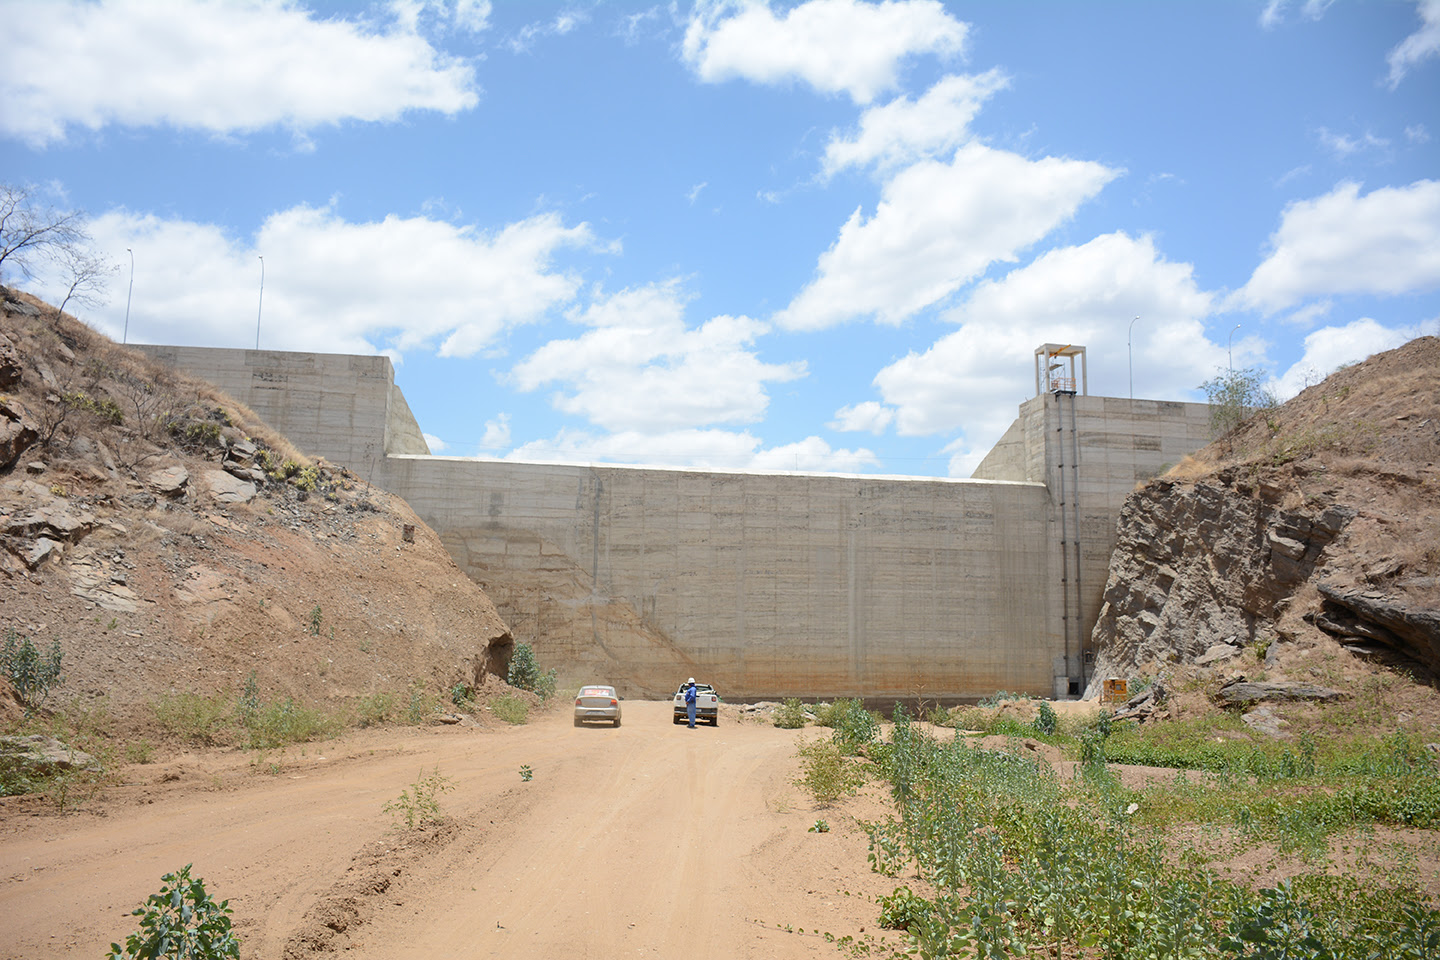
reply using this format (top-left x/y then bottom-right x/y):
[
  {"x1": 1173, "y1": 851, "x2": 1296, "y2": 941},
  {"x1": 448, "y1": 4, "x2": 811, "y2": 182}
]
[{"x1": 574, "y1": 684, "x2": 622, "y2": 727}]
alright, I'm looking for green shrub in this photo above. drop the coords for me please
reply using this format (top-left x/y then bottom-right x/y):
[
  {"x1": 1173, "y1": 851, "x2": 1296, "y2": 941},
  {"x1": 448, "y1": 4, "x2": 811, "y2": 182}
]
[
  {"x1": 405, "y1": 682, "x2": 437, "y2": 724},
  {"x1": 795, "y1": 738, "x2": 865, "y2": 805},
  {"x1": 240, "y1": 697, "x2": 338, "y2": 750},
  {"x1": 1, "y1": 629, "x2": 64, "y2": 713},
  {"x1": 773, "y1": 698, "x2": 809, "y2": 729},
  {"x1": 450, "y1": 683, "x2": 474, "y2": 708},
  {"x1": 825, "y1": 699, "x2": 879, "y2": 755},
  {"x1": 356, "y1": 691, "x2": 396, "y2": 727},
  {"x1": 108, "y1": 864, "x2": 238, "y2": 960},
  {"x1": 506, "y1": 643, "x2": 557, "y2": 700},
  {"x1": 383, "y1": 766, "x2": 454, "y2": 830},
  {"x1": 1034, "y1": 701, "x2": 1058, "y2": 737},
  {"x1": 153, "y1": 691, "x2": 232, "y2": 745},
  {"x1": 490, "y1": 695, "x2": 529, "y2": 725},
  {"x1": 878, "y1": 886, "x2": 935, "y2": 932}
]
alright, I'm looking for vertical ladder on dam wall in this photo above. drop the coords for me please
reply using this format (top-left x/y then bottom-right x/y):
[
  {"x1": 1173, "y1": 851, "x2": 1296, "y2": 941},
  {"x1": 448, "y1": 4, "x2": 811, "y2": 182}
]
[{"x1": 1037, "y1": 344, "x2": 1087, "y2": 697}]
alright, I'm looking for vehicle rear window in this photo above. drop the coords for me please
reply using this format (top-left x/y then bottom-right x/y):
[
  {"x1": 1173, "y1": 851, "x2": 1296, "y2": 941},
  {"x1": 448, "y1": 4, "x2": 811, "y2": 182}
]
[{"x1": 580, "y1": 687, "x2": 611, "y2": 697}]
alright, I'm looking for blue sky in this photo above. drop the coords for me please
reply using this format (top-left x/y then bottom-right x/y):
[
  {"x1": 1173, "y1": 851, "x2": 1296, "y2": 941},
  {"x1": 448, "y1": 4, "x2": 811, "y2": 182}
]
[{"x1": 4, "y1": 0, "x2": 1438, "y2": 477}]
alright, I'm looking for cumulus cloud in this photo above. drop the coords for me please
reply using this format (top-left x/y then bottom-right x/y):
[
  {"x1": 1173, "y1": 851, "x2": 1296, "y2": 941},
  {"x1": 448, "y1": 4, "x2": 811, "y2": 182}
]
[
  {"x1": 869, "y1": 232, "x2": 1217, "y2": 474},
  {"x1": 682, "y1": 0, "x2": 967, "y2": 104},
  {"x1": 1270, "y1": 318, "x2": 1411, "y2": 398},
  {"x1": 510, "y1": 281, "x2": 806, "y2": 433},
  {"x1": 480, "y1": 414, "x2": 511, "y2": 450},
  {"x1": 32, "y1": 204, "x2": 595, "y2": 356},
  {"x1": 504, "y1": 427, "x2": 878, "y2": 472},
  {"x1": 1388, "y1": 0, "x2": 1440, "y2": 88},
  {"x1": 2, "y1": 0, "x2": 479, "y2": 147},
  {"x1": 821, "y1": 70, "x2": 1009, "y2": 178},
  {"x1": 422, "y1": 433, "x2": 448, "y2": 453},
  {"x1": 776, "y1": 143, "x2": 1119, "y2": 331},
  {"x1": 1233, "y1": 179, "x2": 1440, "y2": 315},
  {"x1": 829, "y1": 401, "x2": 895, "y2": 434}
]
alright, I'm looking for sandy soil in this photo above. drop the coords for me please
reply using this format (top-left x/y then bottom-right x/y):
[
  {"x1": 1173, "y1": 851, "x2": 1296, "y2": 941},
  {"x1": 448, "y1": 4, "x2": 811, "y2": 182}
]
[{"x1": 0, "y1": 700, "x2": 910, "y2": 960}]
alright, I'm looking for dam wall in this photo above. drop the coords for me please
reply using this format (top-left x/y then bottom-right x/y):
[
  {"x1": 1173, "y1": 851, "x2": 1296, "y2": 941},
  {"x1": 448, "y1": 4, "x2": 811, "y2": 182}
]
[{"x1": 141, "y1": 345, "x2": 1212, "y2": 700}]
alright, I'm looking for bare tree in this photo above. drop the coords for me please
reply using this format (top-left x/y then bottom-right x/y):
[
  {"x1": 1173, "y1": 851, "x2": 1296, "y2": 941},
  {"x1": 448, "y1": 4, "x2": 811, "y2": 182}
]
[
  {"x1": 0, "y1": 183, "x2": 87, "y2": 285},
  {"x1": 49, "y1": 242, "x2": 117, "y2": 320}
]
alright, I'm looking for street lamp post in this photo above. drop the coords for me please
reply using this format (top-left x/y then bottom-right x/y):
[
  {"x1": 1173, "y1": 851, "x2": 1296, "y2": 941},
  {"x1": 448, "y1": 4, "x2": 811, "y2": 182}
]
[
  {"x1": 1228, "y1": 323, "x2": 1241, "y2": 373},
  {"x1": 122, "y1": 248, "x2": 134, "y2": 344},
  {"x1": 255, "y1": 255, "x2": 264, "y2": 350},
  {"x1": 1127, "y1": 315, "x2": 1140, "y2": 399}
]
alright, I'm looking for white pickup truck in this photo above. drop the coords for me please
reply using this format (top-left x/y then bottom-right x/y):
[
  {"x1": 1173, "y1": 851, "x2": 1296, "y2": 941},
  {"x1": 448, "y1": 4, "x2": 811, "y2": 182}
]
[{"x1": 672, "y1": 681, "x2": 720, "y2": 726}]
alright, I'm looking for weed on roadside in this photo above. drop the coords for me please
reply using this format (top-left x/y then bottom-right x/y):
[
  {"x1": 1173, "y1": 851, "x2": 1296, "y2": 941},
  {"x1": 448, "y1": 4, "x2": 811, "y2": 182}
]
[{"x1": 384, "y1": 766, "x2": 454, "y2": 830}]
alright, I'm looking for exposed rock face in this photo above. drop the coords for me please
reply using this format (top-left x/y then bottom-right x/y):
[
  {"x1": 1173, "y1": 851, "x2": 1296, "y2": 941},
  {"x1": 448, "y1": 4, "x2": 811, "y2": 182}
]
[
  {"x1": 0, "y1": 396, "x2": 39, "y2": 469},
  {"x1": 1086, "y1": 468, "x2": 1353, "y2": 696},
  {"x1": 1314, "y1": 581, "x2": 1440, "y2": 674}
]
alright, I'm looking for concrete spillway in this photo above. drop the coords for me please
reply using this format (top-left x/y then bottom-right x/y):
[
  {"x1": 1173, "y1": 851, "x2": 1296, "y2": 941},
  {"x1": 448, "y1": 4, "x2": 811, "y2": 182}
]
[{"x1": 140, "y1": 345, "x2": 1212, "y2": 700}]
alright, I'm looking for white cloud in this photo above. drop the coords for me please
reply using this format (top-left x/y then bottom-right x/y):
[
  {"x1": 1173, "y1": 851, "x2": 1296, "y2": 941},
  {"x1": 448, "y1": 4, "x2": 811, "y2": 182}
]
[
  {"x1": 423, "y1": 433, "x2": 448, "y2": 453},
  {"x1": 508, "y1": 8, "x2": 590, "y2": 53},
  {"x1": 1406, "y1": 124, "x2": 1432, "y2": 143},
  {"x1": 829, "y1": 400, "x2": 895, "y2": 434},
  {"x1": 510, "y1": 281, "x2": 806, "y2": 433},
  {"x1": 1259, "y1": 0, "x2": 1337, "y2": 28},
  {"x1": 1234, "y1": 179, "x2": 1440, "y2": 314},
  {"x1": 870, "y1": 232, "x2": 1217, "y2": 474},
  {"x1": 776, "y1": 143, "x2": 1119, "y2": 331},
  {"x1": 33, "y1": 203, "x2": 595, "y2": 356},
  {"x1": 821, "y1": 70, "x2": 1009, "y2": 178},
  {"x1": 1270, "y1": 318, "x2": 1410, "y2": 398},
  {"x1": 1317, "y1": 127, "x2": 1390, "y2": 159},
  {"x1": 480, "y1": 414, "x2": 511, "y2": 450},
  {"x1": 2, "y1": 0, "x2": 479, "y2": 147},
  {"x1": 1388, "y1": 0, "x2": 1440, "y2": 89},
  {"x1": 504, "y1": 427, "x2": 877, "y2": 472},
  {"x1": 682, "y1": 0, "x2": 967, "y2": 104}
]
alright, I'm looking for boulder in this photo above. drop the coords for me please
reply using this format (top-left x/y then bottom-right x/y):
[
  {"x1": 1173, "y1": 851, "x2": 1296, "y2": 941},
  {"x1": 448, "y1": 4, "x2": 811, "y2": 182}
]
[
  {"x1": 147, "y1": 464, "x2": 190, "y2": 497},
  {"x1": 0, "y1": 735, "x2": 100, "y2": 777},
  {"x1": 204, "y1": 469, "x2": 256, "y2": 504},
  {"x1": 1215, "y1": 677, "x2": 1346, "y2": 707}
]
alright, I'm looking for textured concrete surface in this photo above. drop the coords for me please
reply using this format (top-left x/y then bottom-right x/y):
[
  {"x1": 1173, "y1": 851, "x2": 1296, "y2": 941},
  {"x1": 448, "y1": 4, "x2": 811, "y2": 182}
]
[{"x1": 145, "y1": 345, "x2": 1211, "y2": 700}]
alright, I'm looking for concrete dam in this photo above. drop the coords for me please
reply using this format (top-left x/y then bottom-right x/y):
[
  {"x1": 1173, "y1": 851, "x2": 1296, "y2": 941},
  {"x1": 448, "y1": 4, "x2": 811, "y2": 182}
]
[{"x1": 141, "y1": 344, "x2": 1212, "y2": 701}]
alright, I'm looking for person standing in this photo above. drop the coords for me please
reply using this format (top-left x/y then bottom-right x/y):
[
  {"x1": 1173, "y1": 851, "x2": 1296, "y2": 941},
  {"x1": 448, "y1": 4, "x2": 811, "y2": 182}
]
[{"x1": 685, "y1": 678, "x2": 698, "y2": 728}]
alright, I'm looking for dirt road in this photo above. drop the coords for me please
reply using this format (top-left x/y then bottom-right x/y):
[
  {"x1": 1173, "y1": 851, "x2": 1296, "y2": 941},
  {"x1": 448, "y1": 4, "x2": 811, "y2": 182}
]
[{"x1": 1, "y1": 701, "x2": 904, "y2": 959}]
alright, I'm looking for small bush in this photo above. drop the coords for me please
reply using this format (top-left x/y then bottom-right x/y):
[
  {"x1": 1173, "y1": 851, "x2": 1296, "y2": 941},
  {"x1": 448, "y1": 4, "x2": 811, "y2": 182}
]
[
  {"x1": 491, "y1": 695, "x2": 529, "y2": 725},
  {"x1": 356, "y1": 691, "x2": 396, "y2": 727},
  {"x1": 796, "y1": 738, "x2": 865, "y2": 805},
  {"x1": 774, "y1": 698, "x2": 809, "y2": 729},
  {"x1": 1, "y1": 629, "x2": 64, "y2": 713},
  {"x1": 506, "y1": 643, "x2": 557, "y2": 700},
  {"x1": 826, "y1": 699, "x2": 880, "y2": 755},
  {"x1": 241, "y1": 697, "x2": 338, "y2": 750},
  {"x1": 153, "y1": 690, "x2": 232, "y2": 745},
  {"x1": 108, "y1": 864, "x2": 239, "y2": 960},
  {"x1": 405, "y1": 682, "x2": 438, "y2": 724},
  {"x1": 384, "y1": 766, "x2": 453, "y2": 830},
  {"x1": 450, "y1": 683, "x2": 474, "y2": 708},
  {"x1": 1034, "y1": 701, "x2": 1058, "y2": 737}
]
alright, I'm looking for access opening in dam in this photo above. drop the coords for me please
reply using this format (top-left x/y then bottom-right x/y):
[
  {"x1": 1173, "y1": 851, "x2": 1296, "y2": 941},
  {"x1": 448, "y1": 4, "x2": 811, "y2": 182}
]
[{"x1": 140, "y1": 343, "x2": 1212, "y2": 702}]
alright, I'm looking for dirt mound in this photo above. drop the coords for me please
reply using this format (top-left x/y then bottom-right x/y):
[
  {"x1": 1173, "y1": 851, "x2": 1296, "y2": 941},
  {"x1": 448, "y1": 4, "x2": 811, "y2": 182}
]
[{"x1": 1, "y1": 286, "x2": 515, "y2": 741}]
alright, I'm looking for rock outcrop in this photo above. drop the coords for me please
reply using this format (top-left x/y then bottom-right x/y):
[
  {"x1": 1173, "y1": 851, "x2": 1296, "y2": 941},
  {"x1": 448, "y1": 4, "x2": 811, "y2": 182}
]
[{"x1": 1085, "y1": 468, "x2": 1353, "y2": 695}]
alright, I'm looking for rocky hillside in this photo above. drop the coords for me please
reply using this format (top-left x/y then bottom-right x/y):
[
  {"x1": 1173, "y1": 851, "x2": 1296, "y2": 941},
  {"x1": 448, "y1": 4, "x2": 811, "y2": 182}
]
[
  {"x1": 1, "y1": 287, "x2": 513, "y2": 736},
  {"x1": 1088, "y1": 336, "x2": 1440, "y2": 697}
]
